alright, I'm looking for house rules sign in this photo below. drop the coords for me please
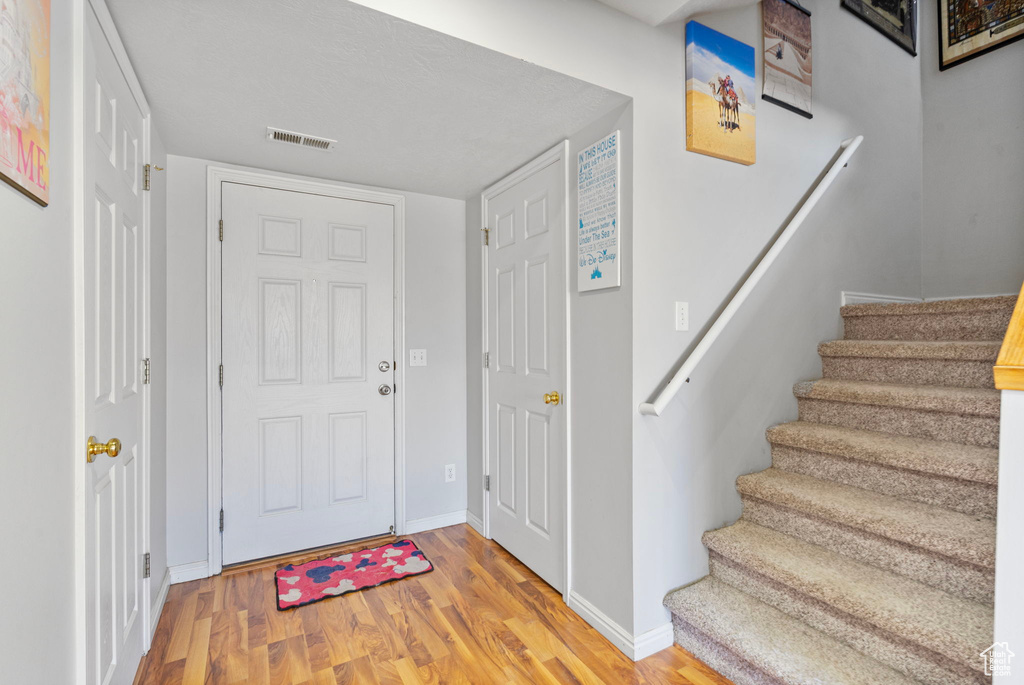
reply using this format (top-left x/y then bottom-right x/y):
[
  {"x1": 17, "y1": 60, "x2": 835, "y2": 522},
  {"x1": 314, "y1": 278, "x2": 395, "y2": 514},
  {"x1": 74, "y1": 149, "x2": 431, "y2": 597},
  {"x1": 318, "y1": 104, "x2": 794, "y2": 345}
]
[{"x1": 577, "y1": 131, "x2": 620, "y2": 291}]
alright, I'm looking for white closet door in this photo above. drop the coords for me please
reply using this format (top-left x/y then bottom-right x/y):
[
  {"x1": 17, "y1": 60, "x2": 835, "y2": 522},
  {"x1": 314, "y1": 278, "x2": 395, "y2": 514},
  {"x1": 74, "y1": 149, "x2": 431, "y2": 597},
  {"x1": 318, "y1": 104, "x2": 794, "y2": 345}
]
[
  {"x1": 221, "y1": 183, "x2": 395, "y2": 564},
  {"x1": 83, "y1": 5, "x2": 149, "y2": 684},
  {"x1": 487, "y1": 157, "x2": 566, "y2": 592}
]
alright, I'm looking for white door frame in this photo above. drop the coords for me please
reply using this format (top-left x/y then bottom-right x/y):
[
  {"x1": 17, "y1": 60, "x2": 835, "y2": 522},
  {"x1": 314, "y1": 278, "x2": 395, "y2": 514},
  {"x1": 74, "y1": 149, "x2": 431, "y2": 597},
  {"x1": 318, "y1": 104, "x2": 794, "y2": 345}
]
[
  {"x1": 73, "y1": 0, "x2": 154, "y2": 680},
  {"x1": 480, "y1": 141, "x2": 572, "y2": 602},
  {"x1": 206, "y1": 167, "x2": 407, "y2": 575}
]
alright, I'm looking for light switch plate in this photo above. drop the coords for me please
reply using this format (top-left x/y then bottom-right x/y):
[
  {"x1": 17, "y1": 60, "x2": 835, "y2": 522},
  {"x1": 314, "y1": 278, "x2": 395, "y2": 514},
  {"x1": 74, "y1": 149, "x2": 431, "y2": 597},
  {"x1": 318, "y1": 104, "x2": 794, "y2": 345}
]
[
  {"x1": 410, "y1": 349, "x2": 427, "y2": 366},
  {"x1": 675, "y1": 302, "x2": 689, "y2": 332}
]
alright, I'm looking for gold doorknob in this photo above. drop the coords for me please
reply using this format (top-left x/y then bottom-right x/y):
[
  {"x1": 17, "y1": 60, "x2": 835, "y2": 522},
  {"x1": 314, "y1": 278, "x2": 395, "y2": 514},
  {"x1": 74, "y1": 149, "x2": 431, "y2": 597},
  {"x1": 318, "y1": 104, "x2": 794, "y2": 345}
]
[
  {"x1": 544, "y1": 391, "x2": 561, "y2": 406},
  {"x1": 87, "y1": 436, "x2": 121, "y2": 463}
]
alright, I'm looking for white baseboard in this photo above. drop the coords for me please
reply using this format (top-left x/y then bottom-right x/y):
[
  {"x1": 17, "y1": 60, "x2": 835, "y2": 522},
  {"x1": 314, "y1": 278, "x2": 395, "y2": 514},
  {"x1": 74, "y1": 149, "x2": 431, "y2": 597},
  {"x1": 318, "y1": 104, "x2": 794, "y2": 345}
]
[
  {"x1": 566, "y1": 590, "x2": 671, "y2": 660},
  {"x1": 841, "y1": 291, "x2": 922, "y2": 307},
  {"x1": 632, "y1": 622, "x2": 675, "y2": 660},
  {"x1": 466, "y1": 509, "x2": 485, "y2": 536},
  {"x1": 150, "y1": 568, "x2": 171, "y2": 637},
  {"x1": 924, "y1": 292, "x2": 1017, "y2": 301},
  {"x1": 169, "y1": 560, "x2": 210, "y2": 585},
  {"x1": 404, "y1": 510, "x2": 468, "y2": 535}
]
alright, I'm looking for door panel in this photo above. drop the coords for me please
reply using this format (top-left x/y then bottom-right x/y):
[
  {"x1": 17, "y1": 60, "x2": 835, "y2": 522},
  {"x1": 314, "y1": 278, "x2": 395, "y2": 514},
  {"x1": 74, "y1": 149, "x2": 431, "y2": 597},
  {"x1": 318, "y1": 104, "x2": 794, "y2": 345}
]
[
  {"x1": 84, "y1": 6, "x2": 149, "y2": 685},
  {"x1": 487, "y1": 156, "x2": 566, "y2": 592},
  {"x1": 221, "y1": 183, "x2": 395, "y2": 564}
]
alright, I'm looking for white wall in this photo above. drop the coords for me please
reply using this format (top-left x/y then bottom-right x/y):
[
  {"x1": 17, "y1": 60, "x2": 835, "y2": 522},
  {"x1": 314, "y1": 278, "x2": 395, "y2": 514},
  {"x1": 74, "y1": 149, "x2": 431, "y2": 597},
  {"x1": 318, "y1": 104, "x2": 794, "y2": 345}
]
[
  {"x1": 353, "y1": 0, "x2": 925, "y2": 641},
  {"x1": 0, "y1": 1, "x2": 76, "y2": 681},
  {"x1": 920, "y1": 6, "x2": 1024, "y2": 298},
  {"x1": 995, "y1": 390, "x2": 1024, "y2": 681},
  {"x1": 164, "y1": 155, "x2": 467, "y2": 568}
]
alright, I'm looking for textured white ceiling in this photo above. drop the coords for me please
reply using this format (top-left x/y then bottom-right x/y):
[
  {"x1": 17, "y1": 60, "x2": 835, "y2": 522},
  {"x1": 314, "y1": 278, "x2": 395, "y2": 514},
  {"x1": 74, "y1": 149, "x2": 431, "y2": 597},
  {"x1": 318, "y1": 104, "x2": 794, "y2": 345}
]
[
  {"x1": 593, "y1": 0, "x2": 761, "y2": 26},
  {"x1": 105, "y1": 0, "x2": 628, "y2": 199}
]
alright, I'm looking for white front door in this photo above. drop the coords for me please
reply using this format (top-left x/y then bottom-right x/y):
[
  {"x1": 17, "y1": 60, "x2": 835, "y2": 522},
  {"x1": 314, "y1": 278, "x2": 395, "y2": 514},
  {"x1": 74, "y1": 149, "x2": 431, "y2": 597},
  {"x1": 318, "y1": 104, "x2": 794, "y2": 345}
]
[
  {"x1": 221, "y1": 183, "x2": 396, "y2": 564},
  {"x1": 83, "y1": 6, "x2": 150, "y2": 685},
  {"x1": 486, "y1": 151, "x2": 567, "y2": 592}
]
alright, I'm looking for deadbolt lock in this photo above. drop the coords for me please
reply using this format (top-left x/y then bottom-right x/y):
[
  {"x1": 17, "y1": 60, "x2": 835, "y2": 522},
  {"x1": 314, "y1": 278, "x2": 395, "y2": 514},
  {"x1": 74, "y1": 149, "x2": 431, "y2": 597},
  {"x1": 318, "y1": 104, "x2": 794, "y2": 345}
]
[{"x1": 378, "y1": 361, "x2": 391, "y2": 372}]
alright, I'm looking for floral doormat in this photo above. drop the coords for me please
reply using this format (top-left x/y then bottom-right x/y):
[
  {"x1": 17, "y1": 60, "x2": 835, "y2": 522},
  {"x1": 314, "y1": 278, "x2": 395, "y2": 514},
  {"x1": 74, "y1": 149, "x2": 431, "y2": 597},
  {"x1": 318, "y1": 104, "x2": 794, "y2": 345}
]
[{"x1": 275, "y1": 539, "x2": 433, "y2": 610}]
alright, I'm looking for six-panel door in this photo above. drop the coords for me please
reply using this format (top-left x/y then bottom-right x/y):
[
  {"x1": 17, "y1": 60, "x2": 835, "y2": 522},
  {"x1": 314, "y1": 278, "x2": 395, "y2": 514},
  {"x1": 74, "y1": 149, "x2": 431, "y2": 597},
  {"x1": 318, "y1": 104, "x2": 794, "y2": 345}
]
[
  {"x1": 221, "y1": 183, "x2": 396, "y2": 564},
  {"x1": 487, "y1": 159, "x2": 566, "y2": 592}
]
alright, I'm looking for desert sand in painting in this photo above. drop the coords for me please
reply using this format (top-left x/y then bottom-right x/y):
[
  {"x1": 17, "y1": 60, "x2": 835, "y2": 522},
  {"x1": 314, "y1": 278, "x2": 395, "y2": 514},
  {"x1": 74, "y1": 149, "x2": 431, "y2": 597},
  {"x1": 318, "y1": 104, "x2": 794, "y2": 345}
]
[{"x1": 686, "y1": 90, "x2": 756, "y2": 165}]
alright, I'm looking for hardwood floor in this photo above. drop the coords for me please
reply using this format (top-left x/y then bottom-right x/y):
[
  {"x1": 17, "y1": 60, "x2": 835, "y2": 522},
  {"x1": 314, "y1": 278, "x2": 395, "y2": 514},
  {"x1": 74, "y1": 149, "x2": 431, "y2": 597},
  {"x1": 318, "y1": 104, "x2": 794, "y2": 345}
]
[{"x1": 135, "y1": 524, "x2": 732, "y2": 685}]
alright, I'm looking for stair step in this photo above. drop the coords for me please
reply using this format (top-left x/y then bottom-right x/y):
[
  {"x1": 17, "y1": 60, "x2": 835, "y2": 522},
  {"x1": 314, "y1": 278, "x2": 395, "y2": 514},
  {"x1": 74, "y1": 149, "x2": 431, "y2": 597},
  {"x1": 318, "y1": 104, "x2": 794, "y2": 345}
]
[
  {"x1": 703, "y1": 521, "x2": 994, "y2": 684},
  {"x1": 664, "y1": 577, "x2": 919, "y2": 685},
  {"x1": 841, "y1": 295, "x2": 1016, "y2": 341},
  {"x1": 737, "y1": 468, "x2": 995, "y2": 603},
  {"x1": 819, "y1": 340, "x2": 1002, "y2": 388},
  {"x1": 794, "y1": 378, "x2": 1000, "y2": 447},
  {"x1": 767, "y1": 421, "x2": 998, "y2": 518}
]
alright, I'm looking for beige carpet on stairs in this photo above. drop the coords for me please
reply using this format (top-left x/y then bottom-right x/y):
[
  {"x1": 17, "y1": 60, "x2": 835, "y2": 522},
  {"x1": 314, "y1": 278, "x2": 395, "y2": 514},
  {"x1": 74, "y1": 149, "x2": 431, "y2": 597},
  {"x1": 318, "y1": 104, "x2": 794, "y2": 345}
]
[{"x1": 664, "y1": 296, "x2": 1015, "y2": 685}]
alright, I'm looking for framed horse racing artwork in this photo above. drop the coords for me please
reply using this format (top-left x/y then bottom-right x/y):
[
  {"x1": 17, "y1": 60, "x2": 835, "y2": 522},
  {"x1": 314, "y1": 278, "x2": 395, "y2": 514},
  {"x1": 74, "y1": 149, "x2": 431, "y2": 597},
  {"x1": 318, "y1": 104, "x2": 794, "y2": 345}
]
[
  {"x1": 938, "y1": 0, "x2": 1024, "y2": 69},
  {"x1": 841, "y1": 0, "x2": 918, "y2": 55},
  {"x1": 762, "y1": 0, "x2": 813, "y2": 118},
  {"x1": 0, "y1": 0, "x2": 51, "y2": 206},
  {"x1": 685, "y1": 21, "x2": 756, "y2": 166}
]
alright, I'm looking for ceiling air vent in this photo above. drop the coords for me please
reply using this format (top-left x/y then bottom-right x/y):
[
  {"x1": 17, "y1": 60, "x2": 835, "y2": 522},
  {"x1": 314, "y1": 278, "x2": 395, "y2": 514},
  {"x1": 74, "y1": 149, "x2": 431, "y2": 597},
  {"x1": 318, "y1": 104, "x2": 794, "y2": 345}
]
[{"x1": 266, "y1": 127, "x2": 337, "y2": 152}]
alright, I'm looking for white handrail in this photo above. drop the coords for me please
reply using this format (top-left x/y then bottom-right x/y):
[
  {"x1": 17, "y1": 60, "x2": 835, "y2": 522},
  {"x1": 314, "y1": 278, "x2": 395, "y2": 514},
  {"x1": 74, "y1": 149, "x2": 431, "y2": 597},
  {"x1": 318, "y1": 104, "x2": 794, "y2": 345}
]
[{"x1": 639, "y1": 135, "x2": 864, "y2": 417}]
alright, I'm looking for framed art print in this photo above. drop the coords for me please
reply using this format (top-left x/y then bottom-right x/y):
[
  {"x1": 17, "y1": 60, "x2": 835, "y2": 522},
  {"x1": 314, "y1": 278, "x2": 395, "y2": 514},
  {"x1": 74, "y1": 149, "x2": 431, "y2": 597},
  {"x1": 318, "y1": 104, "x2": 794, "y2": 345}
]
[
  {"x1": 842, "y1": 0, "x2": 918, "y2": 55},
  {"x1": 938, "y1": 0, "x2": 1024, "y2": 69},
  {"x1": 0, "y1": 0, "x2": 51, "y2": 206},
  {"x1": 685, "y1": 21, "x2": 756, "y2": 165},
  {"x1": 762, "y1": 0, "x2": 813, "y2": 118}
]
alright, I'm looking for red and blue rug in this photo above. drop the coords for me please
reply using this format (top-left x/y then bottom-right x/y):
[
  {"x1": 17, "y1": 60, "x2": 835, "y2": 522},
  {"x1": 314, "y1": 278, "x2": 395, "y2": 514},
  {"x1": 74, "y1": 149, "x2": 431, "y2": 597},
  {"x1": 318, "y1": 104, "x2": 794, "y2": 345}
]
[{"x1": 275, "y1": 539, "x2": 433, "y2": 610}]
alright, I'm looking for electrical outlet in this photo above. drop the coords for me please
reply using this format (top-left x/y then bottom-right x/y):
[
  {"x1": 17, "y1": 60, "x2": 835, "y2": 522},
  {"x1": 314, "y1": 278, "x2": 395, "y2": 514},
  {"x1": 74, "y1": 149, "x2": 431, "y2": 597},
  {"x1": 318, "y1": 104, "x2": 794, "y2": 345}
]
[
  {"x1": 444, "y1": 464, "x2": 456, "y2": 483},
  {"x1": 410, "y1": 349, "x2": 427, "y2": 366},
  {"x1": 675, "y1": 302, "x2": 690, "y2": 331}
]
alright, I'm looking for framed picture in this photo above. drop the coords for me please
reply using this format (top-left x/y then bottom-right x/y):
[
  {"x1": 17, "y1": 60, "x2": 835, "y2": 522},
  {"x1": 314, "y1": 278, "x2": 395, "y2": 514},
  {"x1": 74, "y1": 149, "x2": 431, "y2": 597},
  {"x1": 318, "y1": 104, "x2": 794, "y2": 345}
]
[
  {"x1": 762, "y1": 0, "x2": 813, "y2": 118},
  {"x1": 938, "y1": 0, "x2": 1024, "y2": 69},
  {"x1": 842, "y1": 0, "x2": 918, "y2": 55},
  {"x1": 0, "y1": 0, "x2": 50, "y2": 206},
  {"x1": 685, "y1": 21, "x2": 756, "y2": 166}
]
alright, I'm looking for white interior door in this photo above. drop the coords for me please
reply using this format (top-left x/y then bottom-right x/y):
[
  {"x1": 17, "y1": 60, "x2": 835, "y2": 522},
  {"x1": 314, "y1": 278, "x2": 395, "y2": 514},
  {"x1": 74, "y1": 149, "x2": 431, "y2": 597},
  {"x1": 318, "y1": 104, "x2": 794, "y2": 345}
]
[
  {"x1": 221, "y1": 183, "x2": 396, "y2": 565},
  {"x1": 486, "y1": 153, "x2": 566, "y2": 592},
  {"x1": 83, "y1": 6, "x2": 149, "y2": 685}
]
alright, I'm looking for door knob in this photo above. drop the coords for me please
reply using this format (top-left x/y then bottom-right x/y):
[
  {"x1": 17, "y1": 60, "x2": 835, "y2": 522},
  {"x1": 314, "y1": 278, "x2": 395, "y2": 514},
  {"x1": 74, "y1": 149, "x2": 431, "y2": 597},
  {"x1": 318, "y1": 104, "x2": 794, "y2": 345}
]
[
  {"x1": 87, "y1": 436, "x2": 122, "y2": 463},
  {"x1": 378, "y1": 384, "x2": 393, "y2": 396},
  {"x1": 544, "y1": 391, "x2": 561, "y2": 406}
]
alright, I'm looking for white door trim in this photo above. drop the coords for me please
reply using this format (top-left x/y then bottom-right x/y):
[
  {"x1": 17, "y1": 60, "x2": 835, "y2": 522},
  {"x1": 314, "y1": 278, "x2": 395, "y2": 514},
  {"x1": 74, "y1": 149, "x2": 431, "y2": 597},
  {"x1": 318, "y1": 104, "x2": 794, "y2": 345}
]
[
  {"x1": 479, "y1": 141, "x2": 572, "y2": 602},
  {"x1": 206, "y1": 166, "x2": 407, "y2": 576},
  {"x1": 74, "y1": 0, "x2": 155, "y2": 681}
]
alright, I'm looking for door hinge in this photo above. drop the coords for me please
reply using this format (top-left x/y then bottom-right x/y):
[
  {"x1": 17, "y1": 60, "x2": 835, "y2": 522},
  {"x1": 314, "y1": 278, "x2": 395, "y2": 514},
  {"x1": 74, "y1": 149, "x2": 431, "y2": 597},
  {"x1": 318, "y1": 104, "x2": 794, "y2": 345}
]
[
  {"x1": 142, "y1": 358, "x2": 151, "y2": 385},
  {"x1": 218, "y1": 219, "x2": 224, "y2": 242},
  {"x1": 481, "y1": 227, "x2": 489, "y2": 246},
  {"x1": 485, "y1": 475, "x2": 491, "y2": 492},
  {"x1": 219, "y1": 509, "x2": 225, "y2": 532},
  {"x1": 143, "y1": 552, "x2": 151, "y2": 579},
  {"x1": 219, "y1": 364, "x2": 224, "y2": 387},
  {"x1": 143, "y1": 164, "x2": 151, "y2": 191},
  {"x1": 484, "y1": 352, "x2": 490, "y2": 368}
]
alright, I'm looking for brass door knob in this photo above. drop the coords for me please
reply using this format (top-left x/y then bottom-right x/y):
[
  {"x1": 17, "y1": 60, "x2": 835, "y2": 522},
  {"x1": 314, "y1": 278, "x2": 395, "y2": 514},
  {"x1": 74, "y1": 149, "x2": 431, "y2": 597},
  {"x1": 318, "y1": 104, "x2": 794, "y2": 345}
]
[
  {"x1": 544, "y1": 391, "x2": 561, "y2": 406},
  {"x1": 87, "y1": 436, "x2": 122, "y2": 463}
]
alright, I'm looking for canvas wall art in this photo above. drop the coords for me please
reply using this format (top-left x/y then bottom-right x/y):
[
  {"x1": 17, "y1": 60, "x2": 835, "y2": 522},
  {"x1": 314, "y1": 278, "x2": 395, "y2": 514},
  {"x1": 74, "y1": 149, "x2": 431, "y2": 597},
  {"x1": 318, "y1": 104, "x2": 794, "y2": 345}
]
[
  {"x1": 939, "y1": 0, "x2": 1024, "y2": 69},
  {"x1": 0, "y1": 0, "x2": 50, "y2": 206},
  {"x1": 842, "y1": 0, "x2": 918, "y2": 55},
  {"x1": 685, "y1": 21, "x2": 756, "y2": 166},
  {"x1": 762, "y1": 0, "x2": 813, "y2": 118}
]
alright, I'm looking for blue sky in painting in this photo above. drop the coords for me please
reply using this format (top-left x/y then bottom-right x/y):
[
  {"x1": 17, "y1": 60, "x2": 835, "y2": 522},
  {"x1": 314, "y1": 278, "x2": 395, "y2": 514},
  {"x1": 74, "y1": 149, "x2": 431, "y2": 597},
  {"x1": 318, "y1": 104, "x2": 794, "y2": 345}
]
[{"x1": 685, "y1": 21, "x2": 756, "y2": 101}]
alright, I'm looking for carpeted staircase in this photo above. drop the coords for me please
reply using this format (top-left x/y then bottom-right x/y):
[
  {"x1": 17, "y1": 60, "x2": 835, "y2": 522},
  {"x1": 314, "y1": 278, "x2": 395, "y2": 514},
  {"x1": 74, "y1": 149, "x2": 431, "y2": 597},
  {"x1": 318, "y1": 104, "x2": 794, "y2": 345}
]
[{"x1": 664, "y1": 296, "x2": 1016, "y2": 685}]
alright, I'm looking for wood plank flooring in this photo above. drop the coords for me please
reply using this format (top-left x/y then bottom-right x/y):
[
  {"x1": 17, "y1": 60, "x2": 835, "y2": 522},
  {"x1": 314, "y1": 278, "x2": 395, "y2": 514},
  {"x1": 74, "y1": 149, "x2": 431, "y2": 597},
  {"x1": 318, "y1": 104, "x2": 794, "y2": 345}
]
[{"x1": 135, "y1": 524, "x2": 732, "y2": 684}]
